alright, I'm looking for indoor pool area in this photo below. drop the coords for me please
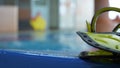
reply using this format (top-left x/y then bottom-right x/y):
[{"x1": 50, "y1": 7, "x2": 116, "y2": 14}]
[
  {"x1": 0, "y1": 31, "x2": 120, "y2": 68},
  {"x1": 0, "y1": 0, "x2": 120, "y2": 68},
  {"x1": 0, "y1": 31, "x2": 92, "y2": 57}
]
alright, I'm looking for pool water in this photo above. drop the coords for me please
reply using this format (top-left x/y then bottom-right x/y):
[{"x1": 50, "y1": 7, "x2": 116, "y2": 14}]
[
  {"x1": 0, "y1": 31, "x2": 94, "y2": 57},
  {"x1": 0, "y1": 31, "x2": 120, "y2": 68}
]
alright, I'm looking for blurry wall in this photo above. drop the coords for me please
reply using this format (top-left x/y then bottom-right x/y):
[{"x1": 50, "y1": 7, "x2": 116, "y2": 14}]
[
  {"x1": 0, "y1": 0, "x2": 95, "y2": 32},
  {"x1": 75, "y1": 0, "x2": 94, "y2": 31},
  {"x1": 18, "y1": 0, "x2": 32, "y2": 31},
  {"x1": 59, "y1": 0, "x2": 76, "y2": 30},
  {"x1": 0, "y1": 0, "x2": 32, "y2": 31},
  {"x1": 49, "y1": 0, "x2": 59, "y2": 30},
  {"x1": 59, "y1": 0, "x2": 94, "y2": 31},
  {"x1": 0, "y1": 6, "x2": 18, "y2": 33},
  {"x1": 109, "y1": 0, "x2": 120, "y2": 19}
]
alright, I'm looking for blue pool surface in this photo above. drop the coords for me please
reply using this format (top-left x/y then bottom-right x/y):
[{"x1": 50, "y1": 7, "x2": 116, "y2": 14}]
[{"x1": 0, "y1": 31, "x2": 120, "y2": 68}]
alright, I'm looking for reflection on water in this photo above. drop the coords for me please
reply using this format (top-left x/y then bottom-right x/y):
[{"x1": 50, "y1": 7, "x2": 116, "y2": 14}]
[{"x1": 0, "y1": 31, "x2": 95, "y2": 57}]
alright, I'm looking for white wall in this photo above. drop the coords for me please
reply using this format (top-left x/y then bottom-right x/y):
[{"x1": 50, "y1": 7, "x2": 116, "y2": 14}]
[
  {"x1": 75, "y1": 0, "x2": 94, "y2": 31},
  {"x1": 59, "y1": 0, "x2": 94, "y2": 31},
  {"x1": 109, "y1": 0, "x2": 120, "y2": 20}
]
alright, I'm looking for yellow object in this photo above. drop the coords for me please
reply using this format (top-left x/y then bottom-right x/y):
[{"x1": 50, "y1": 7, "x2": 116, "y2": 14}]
[{"x1": 30, "y1": 15, "x2": 46, "y2": 31}]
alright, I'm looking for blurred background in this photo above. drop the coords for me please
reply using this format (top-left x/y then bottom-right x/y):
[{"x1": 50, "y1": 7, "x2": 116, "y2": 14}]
[
  {"x1": 0, "y1": 0, "x2": 120, "y2": 55},
  {"x1": 0, "y1": 0, "x2": 94, "y2": 33},
  {"x1": 0, "y1": 0, "x2": 120, "y2": 33}
]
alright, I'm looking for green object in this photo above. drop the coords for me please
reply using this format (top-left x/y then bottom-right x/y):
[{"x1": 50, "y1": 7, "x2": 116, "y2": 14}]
[
  {"x1": 82, "y1": 7, "x2": 120, "y2": 52},
  {"x1": 87, "y1": 32, "x2": 120, "y2": 52},
  {"x1": 77, "y1": 7, "x2": 120, "y2": 63},
  {"x1": 77, "y1": 32, "x2": 120, "y2": 54},
  {"x1": 77, "y1": 32, "x2": 120, "y2": 63},
  {"x1": 86, "y1": 20, "x2": 91, "y2": 32},
  {"x1": 86, "y1": 7, "x2": 120, "y2": 32}
]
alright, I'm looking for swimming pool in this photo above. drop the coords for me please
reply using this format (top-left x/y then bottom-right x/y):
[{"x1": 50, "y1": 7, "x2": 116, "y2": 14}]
[{"x1": 0, "y1": 31, "x2": 119, "y2": 68}]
